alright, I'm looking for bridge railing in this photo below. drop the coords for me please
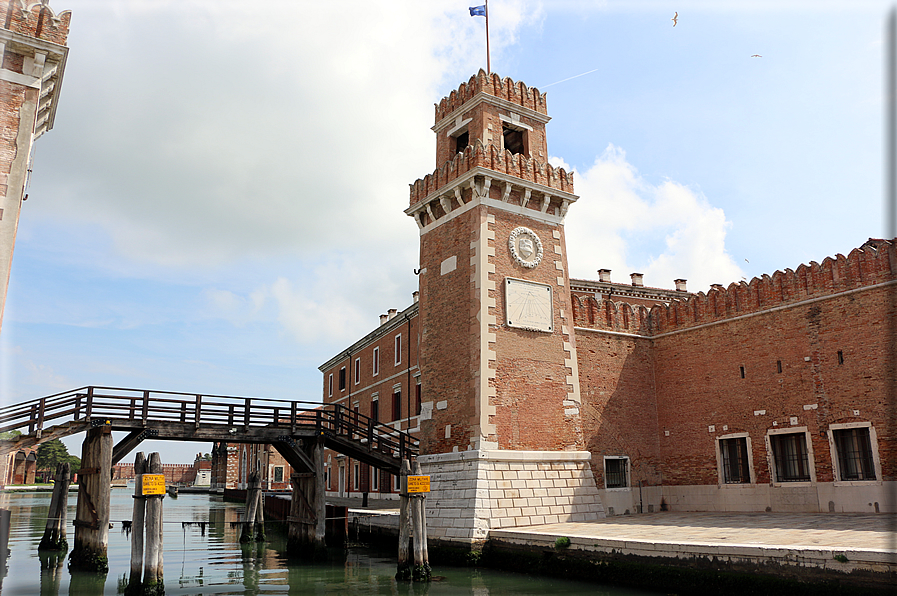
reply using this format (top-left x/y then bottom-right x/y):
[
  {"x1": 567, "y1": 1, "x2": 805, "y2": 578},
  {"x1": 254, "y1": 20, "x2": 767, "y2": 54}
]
[{"x1": 0, "y1": 386, "x2": 418, "y2": 459}]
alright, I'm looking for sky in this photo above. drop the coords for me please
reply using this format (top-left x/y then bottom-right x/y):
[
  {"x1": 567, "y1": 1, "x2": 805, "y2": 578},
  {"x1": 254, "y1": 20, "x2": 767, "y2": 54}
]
[{"x1": 0, "y1": 0, "x2": 891, "y2": 462}]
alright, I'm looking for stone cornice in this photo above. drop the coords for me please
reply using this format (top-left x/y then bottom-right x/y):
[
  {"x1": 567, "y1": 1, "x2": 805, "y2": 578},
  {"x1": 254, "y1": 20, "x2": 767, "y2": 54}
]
[
  {"x1": 0, "y1": 28, "x2": 68, "y2": 139},
  {"x1": 405, "y1": 167, "x2": 579, "y2": 233}
]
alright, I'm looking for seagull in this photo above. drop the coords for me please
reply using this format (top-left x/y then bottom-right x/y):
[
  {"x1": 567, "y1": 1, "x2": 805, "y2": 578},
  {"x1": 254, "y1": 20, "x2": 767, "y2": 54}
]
[
  {"x1": 672, "y1": 12, "x2": 678, "y2": 27},
  {"x1": 751, "y1": 54, "x2": 762, "y2": 58},
  {"x1": 744, "y1": 258, "x2": 749, "y2": 263}
]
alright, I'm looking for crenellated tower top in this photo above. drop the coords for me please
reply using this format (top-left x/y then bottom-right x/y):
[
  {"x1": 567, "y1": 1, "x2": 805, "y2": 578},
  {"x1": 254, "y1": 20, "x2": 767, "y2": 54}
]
[
  {"x1": 407, "y1": 70, "x2": 577, "y2": 230},
  {"x1": 2, "y1": 1, "x2": 71, "y2": 45}
]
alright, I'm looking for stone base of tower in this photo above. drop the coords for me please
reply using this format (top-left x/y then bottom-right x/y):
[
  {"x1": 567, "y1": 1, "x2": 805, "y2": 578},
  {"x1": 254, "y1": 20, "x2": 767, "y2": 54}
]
[{"x1": 418, "y1": 450, "x2": 605, "y2": 546}]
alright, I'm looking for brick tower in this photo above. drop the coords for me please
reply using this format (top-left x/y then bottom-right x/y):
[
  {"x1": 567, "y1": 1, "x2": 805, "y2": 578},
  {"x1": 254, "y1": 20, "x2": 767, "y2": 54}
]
[
  {"x1": 408, "y1": 71, "x2": 603, "y2": 546},
  {"x1": 0, "y1": 2, "x2": 71, "y2": 334}
]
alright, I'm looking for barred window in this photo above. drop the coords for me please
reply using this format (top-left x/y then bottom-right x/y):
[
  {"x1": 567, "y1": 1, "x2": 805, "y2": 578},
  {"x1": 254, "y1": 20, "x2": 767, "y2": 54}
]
[
  {"x1": 720, "y1": 437, "x2": 751, "y2": 484},
  {"x1": 604, "y1": 457, "x2": 628, "y2": 489},
  {"x1": 833, "y1": 427, "x2": 876, "y2": 481},
  {"x1": 770, "y1": 432, "x2": 811, "y2": 482}
]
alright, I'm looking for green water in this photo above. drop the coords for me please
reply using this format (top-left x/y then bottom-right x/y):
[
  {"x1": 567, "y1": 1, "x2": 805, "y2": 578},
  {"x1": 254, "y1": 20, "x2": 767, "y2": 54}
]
[{"x1": 0, "y1": 491, "x2": 658, "y2": 595}]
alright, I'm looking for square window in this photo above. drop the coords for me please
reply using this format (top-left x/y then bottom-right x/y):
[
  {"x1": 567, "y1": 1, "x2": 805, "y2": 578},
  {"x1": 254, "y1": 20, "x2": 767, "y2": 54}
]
[
  {"x1": 604, "y1": 457, "x2": 629, "y2": 489},
  {"x1": 769, "y1": 432, "x2": 811, "y2": 482},
  {"x1": 833, "y1": 427, "x2": 876, "y2": 481},
  {"x1": 719, "y1": 437, "x2": 751, "y2": 484},
  {"x1": 373, "y1": 347, "x2": 379, "y2": 376}
]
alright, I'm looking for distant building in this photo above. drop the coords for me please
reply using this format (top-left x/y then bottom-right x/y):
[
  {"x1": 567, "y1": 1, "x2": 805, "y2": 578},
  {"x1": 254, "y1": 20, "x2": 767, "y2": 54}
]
[
  {"x1": 0, "y1": 2, "x2": 71, "y2": 334},
  {"x1": 320, "y1": 70, "x2": 895, "y2": 546}
]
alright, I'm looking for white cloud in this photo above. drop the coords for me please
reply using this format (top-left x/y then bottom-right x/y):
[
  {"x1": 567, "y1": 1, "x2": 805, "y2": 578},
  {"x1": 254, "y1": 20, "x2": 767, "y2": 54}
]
[
  {"x1": 30, "y1": 1, "x2": 542, "y2": 269},
  {"x1": 561, "y1": 144, "x2": 744, "y2": 292}
]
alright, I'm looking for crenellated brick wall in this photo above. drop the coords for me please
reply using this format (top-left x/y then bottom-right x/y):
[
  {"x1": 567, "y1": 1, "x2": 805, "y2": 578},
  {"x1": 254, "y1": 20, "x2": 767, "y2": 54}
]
[{"x1": 2, "y1": 1, "x2": 71, "y2": 45}]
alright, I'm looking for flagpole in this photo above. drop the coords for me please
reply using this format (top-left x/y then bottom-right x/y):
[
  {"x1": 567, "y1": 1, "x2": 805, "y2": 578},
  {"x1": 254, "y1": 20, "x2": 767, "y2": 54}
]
[{"x1": 485, "y1": 0, "x2": 491, "y2": 74}]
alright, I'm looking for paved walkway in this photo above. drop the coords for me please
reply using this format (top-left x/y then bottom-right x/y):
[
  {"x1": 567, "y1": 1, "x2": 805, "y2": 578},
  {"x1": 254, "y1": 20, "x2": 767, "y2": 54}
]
[{"x1": 496, "y1": 512, "x2": 896, "y2": 554}]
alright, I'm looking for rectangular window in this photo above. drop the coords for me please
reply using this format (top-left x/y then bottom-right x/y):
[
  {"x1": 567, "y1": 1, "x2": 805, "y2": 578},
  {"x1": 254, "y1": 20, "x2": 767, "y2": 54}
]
[
  {"x1": 371, "y1": 466, "x2": 379, "y2": 491},
  {"x1": 328, "y1": 374, "x2": 333, "y2": 397},
  {"x1": 604, "y1": 457, "x2": 629, "y2": 489},
  {"x1": 339, "y1": 367, "x2": 346, "y2": 391},
  {"x1": 416, "y1": 384, "x2": 422, "y2": 416},
  {"x1": 392, "y1": 391, "x2": 402, "y2": 421},
  {"x1": 395, "y1": 334, "x2": 402, "y2": 365},
  {"x1": 354, "y1": 463, "x2": 360, "y2": 491},
  {"x1": 770, "y1": 432, "x2": 811, "y2": 482},
  {"x1": 393, "y1": 473, "x2": 401, "y2": 492},
  {"x1": 373, "y1": 347, "x2": 379, "y2": 376},
  {"x1": 273, "y1": 466, "x2": 284, "y2": 483},
  {"x1": 833, "y1": 427, "x2": 876, "y2": 481},
  {"x1": 720, "y1": 437, "x2": 751, "y2": 484},
  {"x1": 354, "y1": 358, "x2": 360, "y2": 385},
  {"x1": 371, "y1": 398, "x2": 379, "y2": 423}
]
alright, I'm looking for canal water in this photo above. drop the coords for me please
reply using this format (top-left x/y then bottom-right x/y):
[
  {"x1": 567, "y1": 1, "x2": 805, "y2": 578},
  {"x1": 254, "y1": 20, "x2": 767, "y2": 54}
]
[{"x1": 0, "y1": 490, "x2": 659, "y2": 595}]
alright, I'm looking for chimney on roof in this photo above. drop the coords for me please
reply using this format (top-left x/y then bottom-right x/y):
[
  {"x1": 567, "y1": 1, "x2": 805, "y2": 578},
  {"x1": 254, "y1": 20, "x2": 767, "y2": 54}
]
[
  {"x1": 412, "y1": 291, "x2": 419, "y2": 303},
  {"x1": 388, "y1": 308, "x2": 398, "y2": 320},
  {"x1": 380, "y1": 314, "x2": 389, "y2": 325},
  {"x1": 598, "y1": 269, "x2": 611, "y2": 283},
  {"x1": 674, "y1": 279, "x2": 687, "y2": 292},
  {"x1": 630, "y1": 273, "x2": 644, "y2": 287}
]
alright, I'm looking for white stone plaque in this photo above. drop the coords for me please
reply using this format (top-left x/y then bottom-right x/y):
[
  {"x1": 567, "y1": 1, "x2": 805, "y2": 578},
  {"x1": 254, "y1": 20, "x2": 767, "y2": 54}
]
[{"x1": 505, "y1": 277, "x2": 553, "y2": 332}]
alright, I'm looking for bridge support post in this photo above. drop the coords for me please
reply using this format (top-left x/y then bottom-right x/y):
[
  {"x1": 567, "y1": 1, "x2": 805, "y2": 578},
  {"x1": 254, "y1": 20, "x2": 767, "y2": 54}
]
[
  {"x1": 287, "y1": 441, "x2": 325, "y2": 558},
  {"x1": 69, "y1": 424, "x2": 112, "y2": 573},
  {"x1": 314, "y1": 440, "x2": 326, "y2": 551},
  {"x1": 38, "y1": 462, "x2": 70, "y2": 551}
]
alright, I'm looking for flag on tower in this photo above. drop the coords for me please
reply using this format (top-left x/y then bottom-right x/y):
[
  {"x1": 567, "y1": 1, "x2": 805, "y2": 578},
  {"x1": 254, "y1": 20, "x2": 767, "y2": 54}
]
[{"x1": 469, "y1": 5, "x2": 486, "y2": 17}]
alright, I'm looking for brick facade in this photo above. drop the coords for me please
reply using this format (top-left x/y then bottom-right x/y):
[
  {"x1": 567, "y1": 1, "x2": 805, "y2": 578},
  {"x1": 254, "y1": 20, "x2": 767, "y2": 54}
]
[{"x1": 320, "y1": 71, "x2": 896, "y2": 526}]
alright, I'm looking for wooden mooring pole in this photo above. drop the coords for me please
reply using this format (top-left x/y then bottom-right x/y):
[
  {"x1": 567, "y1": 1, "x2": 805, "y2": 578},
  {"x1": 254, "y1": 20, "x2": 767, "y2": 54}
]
[
  {"x1": 395, "y1": 458, "x2": 411, "y2": 580},
  {"x1": 38, "y1": 462, "x2": 70, "y2": 551},
  {"x1": 143, "y1": 452, "x2": 164, "y2": 595},
  {"x1": 69, "y1": 424, "x2": 112, "y2": 572},
  {"x1": 240, "y1": 472, "x2": 263, "y2": 543},
  {"x1": 411, "y1": 459, "x2": 430, "y2": 581},
  {"x1": 127, "y1": 453, "x2": 146, "y2": 593}
]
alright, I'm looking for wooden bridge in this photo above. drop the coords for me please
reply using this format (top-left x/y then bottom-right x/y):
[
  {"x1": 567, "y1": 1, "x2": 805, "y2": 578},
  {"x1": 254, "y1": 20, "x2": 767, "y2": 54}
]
[
  {"x1": 0, "y1": 386, "x2": 418, "y2": 473},
  {"x1": 0, "y1": 386, "x2": 420, "y2": 569}
]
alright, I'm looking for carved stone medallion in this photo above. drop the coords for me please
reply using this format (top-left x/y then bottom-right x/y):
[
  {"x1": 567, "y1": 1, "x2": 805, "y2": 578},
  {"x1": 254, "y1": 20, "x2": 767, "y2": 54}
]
[{"x1": 508, "y1": 227, "x2": 543, "y2": 269}]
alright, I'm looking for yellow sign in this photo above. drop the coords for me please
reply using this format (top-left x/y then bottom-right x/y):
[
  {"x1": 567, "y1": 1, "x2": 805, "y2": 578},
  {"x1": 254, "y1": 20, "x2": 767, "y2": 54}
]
[
  {"x1": 142, "y1": 474, "x2": 166, "y2": 495},
  {"x1": 407, "y1": 475, "x2": 430, "y2": 493}
]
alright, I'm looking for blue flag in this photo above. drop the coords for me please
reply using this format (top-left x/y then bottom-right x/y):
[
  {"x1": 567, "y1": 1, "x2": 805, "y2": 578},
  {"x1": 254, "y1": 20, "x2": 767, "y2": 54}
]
[{"x1": 469, "y1": 5, "x2": 486, "y2": 17}]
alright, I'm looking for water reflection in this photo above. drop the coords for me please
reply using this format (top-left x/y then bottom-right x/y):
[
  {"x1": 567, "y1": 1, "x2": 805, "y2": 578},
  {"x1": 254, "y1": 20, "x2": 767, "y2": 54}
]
[{"x1": 0, "y1": 491, "x2": 657, "y2": 596}]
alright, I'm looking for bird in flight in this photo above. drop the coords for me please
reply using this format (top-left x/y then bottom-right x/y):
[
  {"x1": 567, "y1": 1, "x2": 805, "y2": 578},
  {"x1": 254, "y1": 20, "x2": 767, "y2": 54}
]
[
  {"x1": 672, "y1": 12, "x2": 678, "y2": 27},
  {"x1": 751, "y1": 54, "x2": 762, "y2": 58}
]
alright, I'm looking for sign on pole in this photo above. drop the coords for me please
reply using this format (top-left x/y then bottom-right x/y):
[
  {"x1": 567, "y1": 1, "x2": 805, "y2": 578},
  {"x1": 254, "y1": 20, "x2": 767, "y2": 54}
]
[
  {"x1": 406, "y1": 475, "x2": 430, "y2": 494},
  {"x1": 142, "y1": 474, "x2": 166, "y2": 496}
]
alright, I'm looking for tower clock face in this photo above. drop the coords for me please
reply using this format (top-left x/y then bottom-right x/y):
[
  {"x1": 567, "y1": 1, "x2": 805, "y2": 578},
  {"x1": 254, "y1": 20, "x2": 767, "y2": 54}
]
[{"x1": 508, "y1": 227, "x2": 543, "y2": 269}]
